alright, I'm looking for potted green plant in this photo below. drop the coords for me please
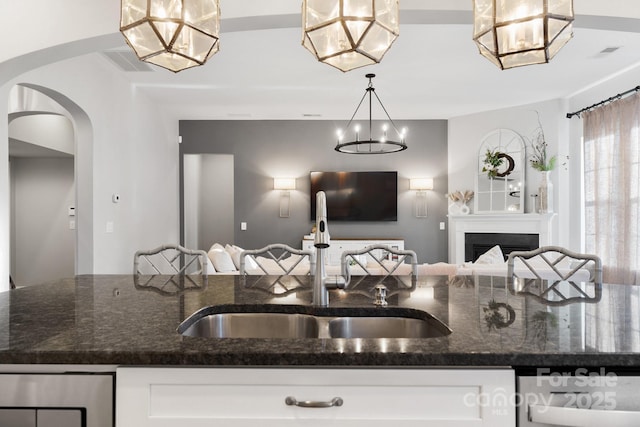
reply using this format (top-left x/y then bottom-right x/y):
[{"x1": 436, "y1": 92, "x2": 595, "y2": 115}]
[
  {"x1": 527, "y1": 113, "x2": 556, "y2": 213},
  {"x1": 529, "y1": 132, "x2": 556, "y2": 172}
]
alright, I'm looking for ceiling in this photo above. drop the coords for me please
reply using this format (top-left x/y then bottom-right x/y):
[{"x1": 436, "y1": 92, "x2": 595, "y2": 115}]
[{"x1": 96, "y1": 11, "x2": 640, "y2": 122}]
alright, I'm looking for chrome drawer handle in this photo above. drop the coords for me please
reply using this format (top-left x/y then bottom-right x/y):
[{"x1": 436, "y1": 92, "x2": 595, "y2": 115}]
[{"x1": 285, "y1": 396, "x2": 344, "y2": 408}]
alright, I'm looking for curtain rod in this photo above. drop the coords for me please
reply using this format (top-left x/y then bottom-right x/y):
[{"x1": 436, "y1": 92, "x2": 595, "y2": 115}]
[{"x1": 566, "y1": 85, "x2": 640, "y2": 119}]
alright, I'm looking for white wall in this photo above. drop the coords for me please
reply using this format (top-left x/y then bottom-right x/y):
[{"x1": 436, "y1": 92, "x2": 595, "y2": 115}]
[
  {"x1": 11, "y1": 157, "x2": 75, "y2": 286},
  {"x1": 183, "y1": 155, "x2": 202, "y2": 250},
  {"x1": 1, "y1": 53, "x2": 180, "y2": 281},
  {"x1": 1, "y1": 84, "x2": 10, "y2": 290},
  {"x1": 448, "y1": 64, "x2": 640, "y2": 254},
  {"x1": 9, "y1": 114, "x2": 75, "y2": 156},
  {"x1": 183, "y1": 154, "x2": 235, "y2": 251},
  {"x1": 448, "y1": 99, "x2": 567, "y2": 246},
  {"x1": 199, "y1": 154, "x2": 234, "y2": 250}
]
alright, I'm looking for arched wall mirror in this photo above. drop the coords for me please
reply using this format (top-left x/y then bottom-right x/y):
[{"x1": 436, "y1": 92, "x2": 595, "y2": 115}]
[{"x1": 475, "y1": 129, "x2": 525, "y2": 213}]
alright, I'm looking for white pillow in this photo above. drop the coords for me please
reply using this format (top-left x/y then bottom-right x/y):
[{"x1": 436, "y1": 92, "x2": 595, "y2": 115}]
[
  {"x1": 253, "y1": 256, "x2": 280, "y2": 274},
  {"x1": 207, "y1": 243, "x2": 225, "y2": 268},
  {"x1": 475, "y1": 245, "x2": 505, "y2": 264},
  {"x1": 209, "y1": 249, "x2": 236, "y2": 272},
  {"x1": 281, "y1": 254, "x2": 309, "y2": 268},
  {"x1": 209, "y1": 243, "x2": 225, "y2": 252},
  {"x1": 381, "y1": 259, "x2": 413, "y2": 275},
  {"x1": 205, "y1": 256, "x2": 217, "y2": 274},
  {"x1": 225, "y1": 244, "x2": 240, "y2": 267},
  {"x1": 227, "y1": 244, "x2": 258, "y2": 270}
]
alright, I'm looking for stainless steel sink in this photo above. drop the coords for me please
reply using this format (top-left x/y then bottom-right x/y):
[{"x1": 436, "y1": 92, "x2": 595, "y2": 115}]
[
  {"x1": 180, "y1": 312, "x2": 319, "y2": 339},
  {"x1": 327, "y1": 316, "x2": 445, "y2": 339},
  {"x1": 178, "y1": 305, "x2": 451, "y2": 339}
]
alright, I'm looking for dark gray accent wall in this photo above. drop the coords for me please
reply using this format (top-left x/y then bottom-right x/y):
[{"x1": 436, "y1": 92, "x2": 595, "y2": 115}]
[{"x1": 179, "y1": 120, "x2": 448, "y2": 263}]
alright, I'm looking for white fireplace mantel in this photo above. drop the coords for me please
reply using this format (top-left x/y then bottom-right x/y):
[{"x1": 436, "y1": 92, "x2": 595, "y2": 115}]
[{"x1": 448, "y1": 213, "x2": 556, "y2": 264}]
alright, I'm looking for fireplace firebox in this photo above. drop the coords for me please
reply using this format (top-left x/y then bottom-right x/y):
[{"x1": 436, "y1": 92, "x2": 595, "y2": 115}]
[{"x1": 464, "y1": 233, "x2": 539, "y2": 263}]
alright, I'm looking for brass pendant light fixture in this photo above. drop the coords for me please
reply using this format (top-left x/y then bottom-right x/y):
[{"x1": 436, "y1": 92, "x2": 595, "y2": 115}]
[
  {"x1": 335, "y1": 74, "x2": 407, "y2": 154},
  {"x1": 302, "y1": 0, "x2": 400, "y2": 72},
  {"x1": 473, "y1": 0, "x2": 574, "y2": 70},
  {"x1": 120, "y1": 0, "x2": 221, "y2": 73}
]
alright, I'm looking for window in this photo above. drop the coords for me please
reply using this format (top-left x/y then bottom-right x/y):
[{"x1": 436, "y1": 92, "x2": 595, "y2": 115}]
[{"x1": 583, "y1": 92, "x2": 640, "y2": 285}]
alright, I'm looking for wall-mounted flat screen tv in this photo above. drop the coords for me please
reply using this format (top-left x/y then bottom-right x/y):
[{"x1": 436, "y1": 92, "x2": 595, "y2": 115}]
[{"x1": 310, "y1": 171, "x2": 397, "y2": 221}]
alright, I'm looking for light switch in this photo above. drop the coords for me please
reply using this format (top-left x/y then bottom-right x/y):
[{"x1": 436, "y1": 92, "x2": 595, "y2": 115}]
[
  {"x1": 439, "y1": 222, "x2": 445, "y2": 230},
  {"x1": 240, "y1": 222, "x2": 247, "y2": 231},
  {"x1": 69, "y1": 220, "x2": 76, "y2": 230},
  {"x1": 106, "y1": 221, "x2": 114, "y2": 233}
]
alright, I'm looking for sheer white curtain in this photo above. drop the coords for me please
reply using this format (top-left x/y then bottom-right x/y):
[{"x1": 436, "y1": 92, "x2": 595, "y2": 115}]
[{"x1": 583, "y1": 91, "x2": 640, "y2": 285}]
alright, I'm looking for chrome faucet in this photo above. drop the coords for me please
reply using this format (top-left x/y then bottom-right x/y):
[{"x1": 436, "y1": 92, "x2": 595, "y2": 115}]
[
  {"x1": 313, "y1": 191, "x2": 331, "y2": 306},
  {"x1": 312, "y1": 191, "x2": 349, "y2": 306}
]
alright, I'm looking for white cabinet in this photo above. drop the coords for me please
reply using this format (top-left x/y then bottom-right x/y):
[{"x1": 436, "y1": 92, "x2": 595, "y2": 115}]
[
  {"x1": 302, "y1": 238, "x2": 404, "y2": 266},
  {"x1": 116, "y1": 368, "x2": 515, "y2": 427}
]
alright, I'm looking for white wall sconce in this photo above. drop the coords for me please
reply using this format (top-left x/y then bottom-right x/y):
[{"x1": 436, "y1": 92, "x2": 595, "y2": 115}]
[
  {"x1": 410, "y1": 178, "x2": 434, "y2": 218},
  {"x1": 274, "y1": 178, "x2": 296, "y2": 218}
]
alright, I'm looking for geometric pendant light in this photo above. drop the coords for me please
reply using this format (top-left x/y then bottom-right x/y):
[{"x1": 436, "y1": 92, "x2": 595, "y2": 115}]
[
  {"x1": 120, "y1": 0, "x2": 221, "y2": 73},
  {"x1": 472, "y1": 0, "x2": 574, "y2": 70},
  {"x1": 302, "y1": 0, "x2": 400, "y2": 72}
]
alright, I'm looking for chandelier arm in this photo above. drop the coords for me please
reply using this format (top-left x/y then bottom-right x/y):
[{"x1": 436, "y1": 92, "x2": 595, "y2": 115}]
[
  {"x1": 371, "y1": 90, "x2": 403, "y2": 136},
  {"x1": 368, "y1": 88, "x2": 372, "y2": 140},
  {"x1": 344, "y1": 90, "x2": 370, "y2": 130}
]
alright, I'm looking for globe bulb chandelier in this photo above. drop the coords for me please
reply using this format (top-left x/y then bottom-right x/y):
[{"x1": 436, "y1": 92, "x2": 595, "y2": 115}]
[
  {"x1": 120, "y1": 0, "x2": 221, "y2": 73},
  {"x1": 473, "y1": 0, "x2": 574, "y2": 70},
  {"x1": 302, "y1": 0, "x2": 400, "y2": 72},
  {"x1": 335, "y1": 74, "x2": 407, "y2": 154}
]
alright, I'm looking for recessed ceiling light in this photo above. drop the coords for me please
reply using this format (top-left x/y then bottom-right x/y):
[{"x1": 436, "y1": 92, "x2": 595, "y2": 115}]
[{"x1": 303, "y1": 114, "x2": 322, "y2": 117}]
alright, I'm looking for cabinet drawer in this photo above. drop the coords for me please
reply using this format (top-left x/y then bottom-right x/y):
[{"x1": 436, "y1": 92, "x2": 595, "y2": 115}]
[
  {"x1": 117, "y1": 368, "x2": 514, "y2": 427},
  {"x1": 149, "y1": 383, "x2": 479, "y2": 420}
]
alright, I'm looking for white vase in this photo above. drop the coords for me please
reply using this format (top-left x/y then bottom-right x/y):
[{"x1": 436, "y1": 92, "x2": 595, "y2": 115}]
[
  {"x1": 538, "y1": 171, "x2": 553, "y2": 213},
  {"x1": 448, "y1": 201, "x2": 460, "y2": 215},
  {"x1": 459, "y1": 201, "x2": 470, "y2": 215}
]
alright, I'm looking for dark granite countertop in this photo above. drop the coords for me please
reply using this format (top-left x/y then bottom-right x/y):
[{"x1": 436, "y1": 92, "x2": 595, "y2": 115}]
[{"x1": 1, "y1": 274, "x2": 639, "y2": 368}]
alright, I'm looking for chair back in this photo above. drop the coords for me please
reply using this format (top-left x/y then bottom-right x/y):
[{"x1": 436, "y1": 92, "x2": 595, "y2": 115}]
[
  {"x1": 134, "y1": 244, "x2": 209, "y2": 276},
  {"x1": 340, "y1": 244, "x2": 418, "y2": 289},
  {"x1": 507, "y1": 245, "x2": 602, "y2": 305},
  {"x1": 239, "y1": 244, "x2": 315, "y2": 275}
]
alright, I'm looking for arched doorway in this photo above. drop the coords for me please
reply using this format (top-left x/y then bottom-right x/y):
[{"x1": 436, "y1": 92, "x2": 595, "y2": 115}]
[{"x1": 8, "y1": 84, "x2": 93, "y2": 286}]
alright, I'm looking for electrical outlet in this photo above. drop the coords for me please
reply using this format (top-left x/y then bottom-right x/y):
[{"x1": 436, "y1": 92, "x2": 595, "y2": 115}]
[
  {"x1": 439, "y1": 222, "x2": 445, "y2": 230},
  {"x1": 241, "y1": 222, "x2": 247, "y2": 231}
]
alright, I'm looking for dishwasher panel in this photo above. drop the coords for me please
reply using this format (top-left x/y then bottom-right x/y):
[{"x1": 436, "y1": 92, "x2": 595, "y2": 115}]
[
  {"x1": 0, "y1": 373, "x2": 113, "y2": 427},
  {"x1": 518, "y1": 372, "x2": 640, "y2": 427}
]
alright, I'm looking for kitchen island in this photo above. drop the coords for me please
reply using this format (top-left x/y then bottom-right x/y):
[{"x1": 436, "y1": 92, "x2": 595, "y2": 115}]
[
  {"x1": 1, "y1": 274, "x2": 639, "y2": 367},
  {"x1": 2, "y1": 274, "x2": 640, "y2": 426}
]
